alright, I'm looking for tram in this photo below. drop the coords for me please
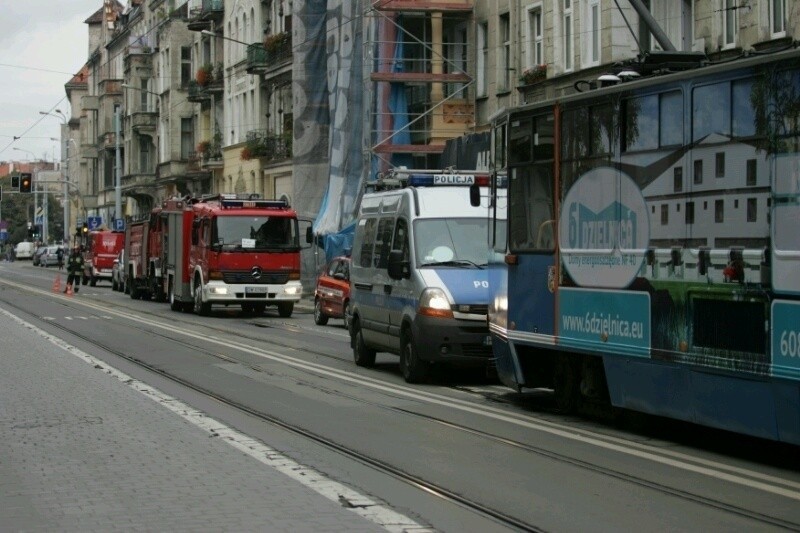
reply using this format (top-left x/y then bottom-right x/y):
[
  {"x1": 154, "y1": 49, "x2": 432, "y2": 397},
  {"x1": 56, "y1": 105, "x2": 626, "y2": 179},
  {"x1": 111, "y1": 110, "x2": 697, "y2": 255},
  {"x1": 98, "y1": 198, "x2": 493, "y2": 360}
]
[{"x1": 480, "y1": 46, "x2": 800, "y2": 444}]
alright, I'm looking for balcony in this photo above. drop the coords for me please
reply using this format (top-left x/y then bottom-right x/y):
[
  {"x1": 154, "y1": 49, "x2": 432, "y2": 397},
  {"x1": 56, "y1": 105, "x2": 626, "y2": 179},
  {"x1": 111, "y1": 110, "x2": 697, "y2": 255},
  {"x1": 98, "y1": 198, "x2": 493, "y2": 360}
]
[
  {"x1": 123, "y1": 45, "x2": 153, "y2": 72},
  {"x1": 246, "y1": 34, "x2": 293, "y2": 75},
  {"x1": 187, "y1": 81, "x2": 210, "y2": 103},
  {"x1": 81, "y1": 95, "x2": 99, "y2": 111},
  {"x1": 242, "y1": 129, "x2": 292, "y2": 163},
  {"x1": 185, "y1": 0, "x2": 224, "y2": 31},
  {"x1": 131, "y1": 110, "x2": 157, "y2": 132},
  {"x1": 99, "y1": 79, "x2": 122, "y2": 98}
]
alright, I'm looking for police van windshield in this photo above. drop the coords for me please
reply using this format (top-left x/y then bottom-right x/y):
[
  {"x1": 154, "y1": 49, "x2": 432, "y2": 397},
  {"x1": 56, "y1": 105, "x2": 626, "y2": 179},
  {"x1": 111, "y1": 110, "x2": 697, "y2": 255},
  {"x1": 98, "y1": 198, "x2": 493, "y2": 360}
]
[
  {"x1": 414, "y1": 218, "x2": 496, "y2": 268},
  {"x1": 213, "y1": 216, "x2": 299, "y2": 251}
]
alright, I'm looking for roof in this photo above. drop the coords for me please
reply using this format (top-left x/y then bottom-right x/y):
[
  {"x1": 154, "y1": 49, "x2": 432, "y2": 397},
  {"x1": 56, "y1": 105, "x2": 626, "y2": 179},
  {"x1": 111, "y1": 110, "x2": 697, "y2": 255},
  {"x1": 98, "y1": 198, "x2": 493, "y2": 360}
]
[{"x1": 85, "y1": 0, "x2": 125, "y2": 24}]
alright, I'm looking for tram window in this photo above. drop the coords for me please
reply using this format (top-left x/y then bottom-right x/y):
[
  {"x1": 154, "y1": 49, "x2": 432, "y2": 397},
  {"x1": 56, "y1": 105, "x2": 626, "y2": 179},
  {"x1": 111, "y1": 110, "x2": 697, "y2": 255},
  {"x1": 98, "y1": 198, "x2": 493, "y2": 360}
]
[
  {"x1": 624, "y1": 95, "x2": 658, "y2": 151},
  {"x1": 590, "y1": 104, "x2": 612, "y2": 155},
  {"x1": 624, "y1": 91, "x2": 682, "y2": 151},
  {"x1": 732, "y1": 78, "x2": 756, "y2": 137},
  {"x1": 562, "y1": 108, "x2": 590, "y2": 160},
  {"x1": 533, "y1": 115, "x2": 555, "y2": 160},
  {"x1": 509, "y1": 120, "x2": 532, "y2": 164},
  {"x1": 660, "y1": 91, "x2": 683, "y2": 146},
  {"x1": 509, "y1": 166, "x2": 554, "y2": 252},
  {"x1": 494, "y1": 123, "x2": 507, "y2": 169},
  {"x1": 693, "y1": 82, "x2": 731, "y2": 140}
]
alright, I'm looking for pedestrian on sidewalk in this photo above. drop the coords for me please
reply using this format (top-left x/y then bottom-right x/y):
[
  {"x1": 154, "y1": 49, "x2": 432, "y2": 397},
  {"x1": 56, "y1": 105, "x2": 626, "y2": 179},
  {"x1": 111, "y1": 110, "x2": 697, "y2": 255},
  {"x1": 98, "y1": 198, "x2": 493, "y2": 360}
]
[
  {"x1": 65, "y1": 246, "x2": 84, "y2": 293},
  {"x1": 56, "y1": 246, "x2": 65, "y2": 270}
]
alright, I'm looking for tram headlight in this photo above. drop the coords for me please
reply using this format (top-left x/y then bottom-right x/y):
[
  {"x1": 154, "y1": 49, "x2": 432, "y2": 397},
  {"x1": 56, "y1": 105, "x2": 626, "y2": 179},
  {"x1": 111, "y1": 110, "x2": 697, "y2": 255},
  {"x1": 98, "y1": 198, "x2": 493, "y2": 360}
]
[{"x1": 418, "y1": 288, "x2": 453, "y2": 319}]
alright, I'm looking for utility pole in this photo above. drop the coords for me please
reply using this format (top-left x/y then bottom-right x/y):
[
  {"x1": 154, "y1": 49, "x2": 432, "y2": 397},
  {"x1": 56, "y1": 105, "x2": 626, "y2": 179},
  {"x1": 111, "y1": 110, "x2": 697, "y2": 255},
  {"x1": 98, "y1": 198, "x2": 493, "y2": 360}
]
[{"x1": 115, "y1": 103, "x2": 122, "y2": 228}]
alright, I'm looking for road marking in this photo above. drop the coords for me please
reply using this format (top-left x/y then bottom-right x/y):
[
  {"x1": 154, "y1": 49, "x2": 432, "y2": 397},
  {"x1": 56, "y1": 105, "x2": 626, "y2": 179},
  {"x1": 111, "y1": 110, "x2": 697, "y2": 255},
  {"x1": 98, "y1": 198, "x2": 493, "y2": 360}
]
[
  {"x1": 5, "y1": 278, "x2": 800, "y2": 500},
  {"x1": 0, "y1": 305, "x2": 430, "y2": 533}
]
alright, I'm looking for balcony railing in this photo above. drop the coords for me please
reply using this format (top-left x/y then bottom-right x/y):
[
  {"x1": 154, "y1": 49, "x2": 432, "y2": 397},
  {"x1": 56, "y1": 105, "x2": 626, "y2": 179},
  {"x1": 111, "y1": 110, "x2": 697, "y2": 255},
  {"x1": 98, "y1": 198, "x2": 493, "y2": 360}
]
[
  {"x1": 131, "y1": 111, "x2": 157, "y2": 131},
  {"x1": 99, "y1": 79, "x2": 122, "y2": 97},
  {"x1": 243, "y1": 129, "x2": 292, "y2": 162},
  {"x1": 185, "y1": 0, "x2": 224, "y2": 30},
  {"x1": 187, "y1": 80, "x2": 211, "y2": 102}
]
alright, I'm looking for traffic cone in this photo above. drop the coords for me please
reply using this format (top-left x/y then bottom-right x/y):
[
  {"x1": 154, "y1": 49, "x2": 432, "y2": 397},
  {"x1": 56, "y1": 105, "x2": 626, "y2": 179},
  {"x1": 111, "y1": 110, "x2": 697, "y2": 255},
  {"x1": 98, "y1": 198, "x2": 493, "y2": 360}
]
[
  {"x1": 52, "y1": 275, "x2": 61, "y2": 293},
  {"x1": 65, "y1": 283, "x2": 73, "y2": 297}
]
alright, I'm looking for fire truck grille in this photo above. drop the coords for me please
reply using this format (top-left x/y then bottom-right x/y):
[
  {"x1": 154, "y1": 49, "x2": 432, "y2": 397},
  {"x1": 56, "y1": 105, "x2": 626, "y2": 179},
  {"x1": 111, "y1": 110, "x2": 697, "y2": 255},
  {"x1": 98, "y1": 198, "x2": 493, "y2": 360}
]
[{"x1": 222, "y1": 271, "x2": 290, "y2": 284}]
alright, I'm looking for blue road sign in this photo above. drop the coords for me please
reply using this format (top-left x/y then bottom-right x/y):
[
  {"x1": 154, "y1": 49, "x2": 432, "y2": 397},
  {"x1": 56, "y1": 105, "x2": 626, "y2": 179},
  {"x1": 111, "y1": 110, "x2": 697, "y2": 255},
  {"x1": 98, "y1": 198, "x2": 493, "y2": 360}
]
[
  {"x1": 114, "y1": 218, "x2": 125, "y2": 231},
  {"x1": 87, "y1": 216, "x2": 102, "y2": 230}
]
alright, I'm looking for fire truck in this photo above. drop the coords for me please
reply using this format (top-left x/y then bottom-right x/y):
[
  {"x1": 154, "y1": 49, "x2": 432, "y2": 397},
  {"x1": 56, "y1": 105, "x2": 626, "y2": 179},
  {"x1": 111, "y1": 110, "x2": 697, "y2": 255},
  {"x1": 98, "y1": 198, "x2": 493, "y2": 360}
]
[
  {"x1": 127, "y1": 194, "x2": 304, "y2": 317},
  {"x1": 81, "y1": 229, "x2": 125, "y2": 287}
]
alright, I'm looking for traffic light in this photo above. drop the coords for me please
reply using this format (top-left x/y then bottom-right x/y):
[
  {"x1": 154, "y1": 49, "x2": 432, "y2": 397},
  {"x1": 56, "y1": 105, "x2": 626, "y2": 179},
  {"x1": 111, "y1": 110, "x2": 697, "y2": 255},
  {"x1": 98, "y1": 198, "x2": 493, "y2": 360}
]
[
  {"x1": 82, "y1": 223, "x2": 89, "y2": 235},
  {"x1": 20, "y1": 173, "x2": 32, "y2": 193},
  {"x1": 11, "y1": 175, "x2": 19, "y2": 189}
]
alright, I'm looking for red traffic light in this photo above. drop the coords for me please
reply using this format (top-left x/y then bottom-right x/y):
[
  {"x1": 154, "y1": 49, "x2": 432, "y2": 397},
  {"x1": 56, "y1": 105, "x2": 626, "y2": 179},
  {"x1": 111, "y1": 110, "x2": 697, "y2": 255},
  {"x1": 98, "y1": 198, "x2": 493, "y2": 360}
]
[{"x1": 20, "y1": 173, "x2": 32, "y2": 193}]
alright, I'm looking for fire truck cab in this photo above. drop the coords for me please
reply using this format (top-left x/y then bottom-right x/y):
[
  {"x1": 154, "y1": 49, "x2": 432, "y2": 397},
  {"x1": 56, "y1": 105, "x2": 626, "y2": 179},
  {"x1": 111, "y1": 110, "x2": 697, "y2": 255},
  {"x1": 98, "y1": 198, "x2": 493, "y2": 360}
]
[
  {"x1": 81, "y1": 230, "x2": 125, "y2": 287},
  {"x1": 167, "y1": 194, "x2": 304, "y2": 317}
]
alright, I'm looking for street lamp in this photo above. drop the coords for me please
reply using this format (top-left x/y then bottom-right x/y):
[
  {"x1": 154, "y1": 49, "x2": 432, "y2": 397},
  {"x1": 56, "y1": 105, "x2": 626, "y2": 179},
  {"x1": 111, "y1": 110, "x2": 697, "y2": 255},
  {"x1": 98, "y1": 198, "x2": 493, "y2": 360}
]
[
  {"x1": 40, "y1": 109, "x2": 70, "y2": 244},
  {"x1": 200, "y1": 29, "x2": 249, "y2": 46}
]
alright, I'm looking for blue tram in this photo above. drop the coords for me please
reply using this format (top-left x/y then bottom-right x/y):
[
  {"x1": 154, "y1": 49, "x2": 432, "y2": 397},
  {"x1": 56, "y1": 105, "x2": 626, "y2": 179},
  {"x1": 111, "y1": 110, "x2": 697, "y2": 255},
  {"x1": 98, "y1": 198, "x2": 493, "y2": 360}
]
[{"x1": 481, "y1": 47, "x2": 800, "y2": 444}]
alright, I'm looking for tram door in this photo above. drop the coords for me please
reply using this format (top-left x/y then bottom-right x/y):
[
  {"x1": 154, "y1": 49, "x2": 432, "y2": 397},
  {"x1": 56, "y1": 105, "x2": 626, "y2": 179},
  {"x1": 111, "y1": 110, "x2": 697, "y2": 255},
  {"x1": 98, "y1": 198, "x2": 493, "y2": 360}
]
[{"x1": 506, "y1": 114, "x2": 558, "y2": 338}]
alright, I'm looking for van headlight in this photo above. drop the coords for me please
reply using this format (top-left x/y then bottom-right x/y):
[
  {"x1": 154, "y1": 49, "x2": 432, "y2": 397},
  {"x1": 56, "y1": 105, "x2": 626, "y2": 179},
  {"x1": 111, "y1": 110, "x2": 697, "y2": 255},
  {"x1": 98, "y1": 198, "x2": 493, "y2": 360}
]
[{"x1": 418, "y1": 288, "x2": 454, "y2": 319}]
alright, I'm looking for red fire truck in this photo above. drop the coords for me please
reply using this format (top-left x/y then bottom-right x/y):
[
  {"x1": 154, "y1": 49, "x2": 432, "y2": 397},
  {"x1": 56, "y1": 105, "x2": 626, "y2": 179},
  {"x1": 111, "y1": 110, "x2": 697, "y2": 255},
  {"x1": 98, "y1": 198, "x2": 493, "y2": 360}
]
[
  {"x1": 127, "y1": 194, "x2": 304, "y2": 317},
  {"x1": 81, "y1": 229, "x2": 125, "y2": 287}
]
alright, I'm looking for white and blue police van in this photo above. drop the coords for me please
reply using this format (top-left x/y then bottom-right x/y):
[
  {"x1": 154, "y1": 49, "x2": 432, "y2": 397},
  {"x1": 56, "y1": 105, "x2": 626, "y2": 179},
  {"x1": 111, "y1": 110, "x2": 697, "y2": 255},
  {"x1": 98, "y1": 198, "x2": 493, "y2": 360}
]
[{"x1": 349, "y1": 172, "x2": 503, "y2": 383}]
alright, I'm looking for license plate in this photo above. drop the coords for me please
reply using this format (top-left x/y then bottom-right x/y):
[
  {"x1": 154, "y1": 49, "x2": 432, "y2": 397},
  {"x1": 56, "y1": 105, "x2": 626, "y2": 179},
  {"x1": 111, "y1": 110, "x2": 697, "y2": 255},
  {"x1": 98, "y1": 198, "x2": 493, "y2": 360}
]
[
  {"x1": 483, "y1": 335, "x2": 492, "y2": 346},
  {"x1": 245, "y1": 286, "x2": 268, "y2": 294}
]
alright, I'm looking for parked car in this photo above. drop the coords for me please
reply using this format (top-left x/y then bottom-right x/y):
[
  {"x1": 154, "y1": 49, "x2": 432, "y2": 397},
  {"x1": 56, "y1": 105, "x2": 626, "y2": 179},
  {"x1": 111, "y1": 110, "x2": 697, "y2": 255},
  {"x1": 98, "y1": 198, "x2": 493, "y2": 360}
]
[
  {"x1": 313, "y1": 256, "x2": 351, "y2": 327},
  {"x1": 111, "y1": 249, "x2": 127, "y2": 293},
  {"x1": 15, "y1": 241, "x2": 35, "y2": 260},
  {"x1": 39, "y1": 246, "x2": 64, "y2": 267},
  {"x1": 32, "y1": 245, "x2": 48, "y2": 266}
]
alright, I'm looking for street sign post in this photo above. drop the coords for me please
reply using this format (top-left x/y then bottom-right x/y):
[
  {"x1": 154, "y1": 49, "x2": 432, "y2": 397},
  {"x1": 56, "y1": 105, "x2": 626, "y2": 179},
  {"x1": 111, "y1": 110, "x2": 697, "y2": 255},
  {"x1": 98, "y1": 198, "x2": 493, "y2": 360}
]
[{"x1": 87, "y1": 216, "x2": 102, "y2": 230}]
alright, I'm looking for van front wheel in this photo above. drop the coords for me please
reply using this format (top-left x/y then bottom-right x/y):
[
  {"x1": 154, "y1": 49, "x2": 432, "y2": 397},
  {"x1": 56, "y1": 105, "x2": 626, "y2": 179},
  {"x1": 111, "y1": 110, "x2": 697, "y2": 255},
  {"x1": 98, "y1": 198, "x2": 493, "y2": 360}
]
[
  {"x1": 400, "y1": 332, "x2": 429, "y2": 384},
  {"x1": 352, "y1": 320, "x2": 376, "y2": 368}
]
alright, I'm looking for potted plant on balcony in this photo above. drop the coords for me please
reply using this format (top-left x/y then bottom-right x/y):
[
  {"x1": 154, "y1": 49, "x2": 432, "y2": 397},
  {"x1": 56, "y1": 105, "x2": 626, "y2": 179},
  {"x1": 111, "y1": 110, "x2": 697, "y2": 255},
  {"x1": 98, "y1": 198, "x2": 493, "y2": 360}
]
[
  {"x1": 197, "y1": 140, "x2": 210, "y2": 155},
  {"x1": 519, "y1": 64, "x2": 547, "y2": 86},
  {"x1": 196, "y1": 64, "x2": 213, "y2": 86},
  {"x1": 240, "y1": 146, "x2": 253, "y2": 161},
  {"x1": 264, "y1": 31, "x2": 289, "y2": 53}
]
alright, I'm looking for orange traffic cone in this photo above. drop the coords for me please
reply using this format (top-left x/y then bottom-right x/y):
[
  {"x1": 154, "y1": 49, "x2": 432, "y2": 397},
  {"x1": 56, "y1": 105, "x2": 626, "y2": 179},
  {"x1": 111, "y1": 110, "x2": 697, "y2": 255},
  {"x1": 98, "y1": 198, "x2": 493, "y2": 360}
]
[
  {"x1": 65, "y1": 283, "x2": 73, "y2": 297},
  {"x1": 52, "y1": 275, "x2": 61, "y2": 293}
]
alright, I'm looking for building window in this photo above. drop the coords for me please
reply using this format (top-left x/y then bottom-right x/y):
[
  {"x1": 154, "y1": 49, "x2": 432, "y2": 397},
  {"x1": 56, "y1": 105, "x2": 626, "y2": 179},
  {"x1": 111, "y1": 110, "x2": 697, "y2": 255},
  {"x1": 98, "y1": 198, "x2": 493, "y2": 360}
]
[
  {"x1": 181, "y1": 117, "x2": 193, "y2": 160},
  {"x1": 747, "y1": 198, "x2": 757, "y2": 222},
  {"x1": 673, "y1": 167, "x2": 683, "y2": 192},
  {"x1": 140, "y1": 79, "x2": 149, "y2": 111},
  {"x1": 181, "y1": 46, "x2": 191, "y2": 88},
  {"x1": 661, "y1": 204, "x2": 669, "y2": 225},
  {"x1": 499, "y1": 13, "x2": 511, "y2": 91},
  {"x1": 746, "y1": 159, "x2": 757, "y2": 185},
  {"x1": 694, "y1": 159, "x2": 703, "y2": 184},
  {"x1": 771, "y1": 0, "x2": 786, "y2": 36},
  {"x1": 563, "y1": 0, "x2": 573, "y2": 71},
  {"x1": 139, "y1": 136, "x2": 151, "y2": 173},
  {"x1": 477, "y1": 22, "x2": 488, "y2": 97},
  {"x1": 585, "y1": 0, "x2": 600, "y2": 66},
  {"x1": 685, "y1": 202, "x2": 695, "y2": 224},
  {"x1": 715, "y1": 199, "x2": 724, "y2": 222},
  {"x1": 715, "y1": 152, "x2": 725, "y2": 178},
  {"x1": 527, "y1": 6, "x2": 543, "y2": 68},
  {"x1": 723, "y1": 0, "x2": 737, "y2": 48}
]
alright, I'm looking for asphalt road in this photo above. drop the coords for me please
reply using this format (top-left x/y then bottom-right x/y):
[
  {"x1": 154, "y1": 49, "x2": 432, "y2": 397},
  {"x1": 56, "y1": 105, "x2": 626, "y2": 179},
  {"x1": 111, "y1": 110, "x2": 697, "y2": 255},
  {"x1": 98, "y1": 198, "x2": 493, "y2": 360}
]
[{"x1": 2, "y1": 259, "x2": 799, "y2": 532}]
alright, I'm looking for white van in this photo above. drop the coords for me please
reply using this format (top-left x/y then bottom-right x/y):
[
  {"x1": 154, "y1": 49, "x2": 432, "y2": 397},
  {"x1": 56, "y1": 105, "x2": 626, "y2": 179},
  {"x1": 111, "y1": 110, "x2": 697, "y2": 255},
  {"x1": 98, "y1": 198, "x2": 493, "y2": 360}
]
[
  {"x1": 15, "y1": 241, "x2": 35, "y2": 260},
  {"x1": 349, "y1": 173, "x2": 504, "y2": 383}
]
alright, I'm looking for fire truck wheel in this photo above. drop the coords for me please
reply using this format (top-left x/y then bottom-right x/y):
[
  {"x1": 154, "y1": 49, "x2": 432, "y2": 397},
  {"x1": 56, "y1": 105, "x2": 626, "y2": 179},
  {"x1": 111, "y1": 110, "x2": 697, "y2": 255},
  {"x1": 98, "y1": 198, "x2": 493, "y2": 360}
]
[
  {"x1": 314, "y1": 298, "x2": 329, "y2": 325},
  {"x1": 194, "y1": 284, "x2": 211, "y2": 316},
  {"x1": 169, "y1": 281, "x2": 182, "y2": 312},
  {"x1": 277, "y1": 302, "x2": 293, "y2": 318},
  {"x1": 130, "y1": 282, "x2": 140, "y2": 300}
]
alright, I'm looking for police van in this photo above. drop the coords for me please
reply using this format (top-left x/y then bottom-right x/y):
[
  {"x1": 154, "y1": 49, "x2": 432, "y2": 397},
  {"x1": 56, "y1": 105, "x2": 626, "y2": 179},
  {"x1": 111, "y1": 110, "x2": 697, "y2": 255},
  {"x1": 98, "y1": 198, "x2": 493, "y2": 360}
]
[{"x1": 349, "y1": 172, "x2": 504, "y2": 383}]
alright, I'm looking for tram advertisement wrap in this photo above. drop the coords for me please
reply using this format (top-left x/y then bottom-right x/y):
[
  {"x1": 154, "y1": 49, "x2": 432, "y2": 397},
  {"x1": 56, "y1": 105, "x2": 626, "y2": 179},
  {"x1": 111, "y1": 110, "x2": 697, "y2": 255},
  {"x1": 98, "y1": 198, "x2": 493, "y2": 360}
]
[
  {"x1": 559, "y1": 167, "x2": 649, "y2": 289},
  {"x1": 771, "y1": 300, "x2": 800, "y2": 379},
  {"x1": 558, "y1": 288, "x2": 651, "y2": 357}
]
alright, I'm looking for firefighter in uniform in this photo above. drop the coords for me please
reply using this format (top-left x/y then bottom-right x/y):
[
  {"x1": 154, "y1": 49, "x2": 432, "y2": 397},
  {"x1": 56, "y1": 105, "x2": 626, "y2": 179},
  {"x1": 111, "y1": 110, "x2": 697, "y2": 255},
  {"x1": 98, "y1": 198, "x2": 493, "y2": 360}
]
[{"x1": 64, "y1": 246, "x2": 84, "y2": 293}]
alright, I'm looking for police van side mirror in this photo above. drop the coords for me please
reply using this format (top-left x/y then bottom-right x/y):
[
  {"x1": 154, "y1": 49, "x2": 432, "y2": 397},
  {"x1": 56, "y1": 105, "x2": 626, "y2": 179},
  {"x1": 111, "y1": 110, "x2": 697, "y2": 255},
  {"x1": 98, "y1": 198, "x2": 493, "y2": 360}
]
[
  {"x1": 387, "y1": 250, "x2": 409, "y2": 280},
  {"x1": 306, "y1": 226, "x2": 313, "y2": 244},
  {"x1": 469, "y1": 184, "x2": 480, "y2": 207}
]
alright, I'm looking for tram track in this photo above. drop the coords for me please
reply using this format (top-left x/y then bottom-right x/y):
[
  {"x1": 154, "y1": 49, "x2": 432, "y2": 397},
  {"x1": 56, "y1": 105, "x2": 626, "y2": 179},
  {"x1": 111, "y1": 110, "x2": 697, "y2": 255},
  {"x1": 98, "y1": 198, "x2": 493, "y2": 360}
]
[{"x1": 3, "y1": 279, "x2": 800, "y2": 530}]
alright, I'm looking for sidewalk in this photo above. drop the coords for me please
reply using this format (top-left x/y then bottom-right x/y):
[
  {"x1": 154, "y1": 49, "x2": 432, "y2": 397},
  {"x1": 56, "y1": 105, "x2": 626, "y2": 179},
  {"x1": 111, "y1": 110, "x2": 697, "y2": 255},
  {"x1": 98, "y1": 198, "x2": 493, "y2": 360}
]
[{"x1": 0, "y1": 306, "x2": 408, "y2": 532}]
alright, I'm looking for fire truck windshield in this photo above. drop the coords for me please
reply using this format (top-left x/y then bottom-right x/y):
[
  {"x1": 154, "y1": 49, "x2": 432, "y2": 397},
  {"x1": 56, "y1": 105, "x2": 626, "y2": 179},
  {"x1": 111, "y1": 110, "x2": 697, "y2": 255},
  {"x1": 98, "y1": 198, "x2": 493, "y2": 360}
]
[{"x1": 212, "y1": 215, "x2": 299, "y2": 251}]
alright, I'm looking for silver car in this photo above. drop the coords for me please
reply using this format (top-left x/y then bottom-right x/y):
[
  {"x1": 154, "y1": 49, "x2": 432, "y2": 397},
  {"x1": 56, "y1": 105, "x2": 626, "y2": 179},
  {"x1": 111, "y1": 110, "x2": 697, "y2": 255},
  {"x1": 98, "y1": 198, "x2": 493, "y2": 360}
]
[{"x1": 40, "y1": 246, "x2": 64, "y2": 267}]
